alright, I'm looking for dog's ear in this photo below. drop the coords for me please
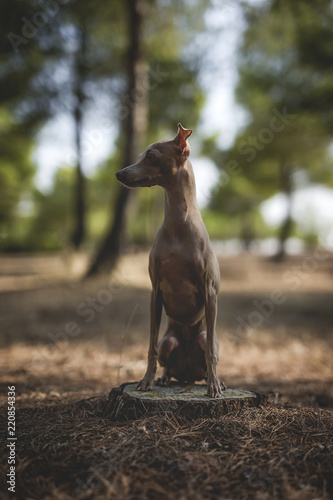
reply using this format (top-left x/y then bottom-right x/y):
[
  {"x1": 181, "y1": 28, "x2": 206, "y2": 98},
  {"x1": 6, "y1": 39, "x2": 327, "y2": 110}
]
[{"x1": 173, "y1": 123, "x2": 192, "y2": 157}]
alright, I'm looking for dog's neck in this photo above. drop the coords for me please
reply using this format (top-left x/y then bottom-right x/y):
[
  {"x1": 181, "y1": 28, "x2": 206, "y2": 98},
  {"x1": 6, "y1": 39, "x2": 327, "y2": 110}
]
[{"x1": 163, "y1": 160, "x2": 202, "y2": 235}]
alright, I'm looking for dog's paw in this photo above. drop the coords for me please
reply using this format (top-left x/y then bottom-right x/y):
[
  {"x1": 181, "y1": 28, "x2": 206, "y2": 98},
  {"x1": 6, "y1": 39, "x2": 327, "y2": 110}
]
[
  {"x1": 155, "y1": 375, "x2": 170, "y2": 387},
  {"x1": 206, "y1": 378, "x2": 226, "y2": 398},
  {"x1": 136, "y1": 378, "x2": 154, "y2": 392}
]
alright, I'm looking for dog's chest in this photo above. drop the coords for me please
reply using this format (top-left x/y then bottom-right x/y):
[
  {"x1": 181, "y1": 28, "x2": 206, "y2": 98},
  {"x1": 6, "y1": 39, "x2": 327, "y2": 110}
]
[
  {"x1": 153, "y1": 240, "x2": 203, "y2": 287},
  {"x1": 160, "y1": 258, "x2": 198, "y2": 292},
  {"x1": 151, "y1": 244, "x2": 205, "y2": 322}
]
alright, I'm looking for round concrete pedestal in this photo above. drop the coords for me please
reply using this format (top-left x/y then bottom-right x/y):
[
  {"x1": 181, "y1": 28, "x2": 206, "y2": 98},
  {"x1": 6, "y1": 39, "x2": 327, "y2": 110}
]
[{"x1": 105, "y1": 382, "x2": 267, "y2": 421}]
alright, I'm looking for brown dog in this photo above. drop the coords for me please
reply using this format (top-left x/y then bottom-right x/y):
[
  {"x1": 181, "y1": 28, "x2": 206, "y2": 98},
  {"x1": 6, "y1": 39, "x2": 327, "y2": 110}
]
[{"x1": 116, "y1": 124, "x2": 226, "y2": 397}]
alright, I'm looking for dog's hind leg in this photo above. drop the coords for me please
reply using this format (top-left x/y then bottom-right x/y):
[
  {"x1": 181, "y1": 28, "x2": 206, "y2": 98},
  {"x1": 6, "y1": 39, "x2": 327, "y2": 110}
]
[{"x1": 156, "y1": 323, "x2": 184, "y2": 385}]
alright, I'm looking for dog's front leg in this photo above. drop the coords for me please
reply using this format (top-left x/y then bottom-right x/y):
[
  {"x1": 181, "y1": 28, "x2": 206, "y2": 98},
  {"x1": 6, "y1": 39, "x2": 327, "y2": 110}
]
[
  {"x1": 136, "y1": 286, "x2": 162, "y2": 391},
  {"x1": 204, "y1": 281, "x2": 226, "y2": 398}
]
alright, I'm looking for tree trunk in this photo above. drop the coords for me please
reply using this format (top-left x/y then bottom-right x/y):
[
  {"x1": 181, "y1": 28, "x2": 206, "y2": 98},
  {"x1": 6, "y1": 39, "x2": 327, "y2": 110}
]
[
  {"x1": 72, "y1": 28, "x2": 87, "y2": 250},
  {"x1": 240, "y1": 212, "x2": 254, "y2": 252},
  {"x1": 86, "y1": 0, "x2": 147, "y2": 277},
  {"x1": 72, "y1": 104, "x2": 85, "y2": 250},
  {"x1": 105, "y1": 382, "x2": 267, "y2": 422},
  {"x1": 273, "y1": 164, "x2": 294, "y2": 262}
]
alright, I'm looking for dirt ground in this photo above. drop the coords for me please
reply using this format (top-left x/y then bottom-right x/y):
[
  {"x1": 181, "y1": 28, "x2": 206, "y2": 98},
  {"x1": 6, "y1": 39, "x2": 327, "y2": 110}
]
[{"x1": 0, "y1": 251, "x2": 332, "y2": 499}]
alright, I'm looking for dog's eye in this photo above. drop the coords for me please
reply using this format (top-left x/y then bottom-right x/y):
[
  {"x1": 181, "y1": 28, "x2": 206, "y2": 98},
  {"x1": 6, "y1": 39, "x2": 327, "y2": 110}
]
[{"x1": 146, "y1": 152, "x2": 154, "y2": 160}]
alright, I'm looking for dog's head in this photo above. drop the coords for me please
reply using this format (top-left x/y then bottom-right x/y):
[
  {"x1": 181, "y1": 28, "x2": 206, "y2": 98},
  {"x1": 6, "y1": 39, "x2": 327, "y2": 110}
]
[{"x1": 116, "y1": 123, "x2": 192, "y2": 189}]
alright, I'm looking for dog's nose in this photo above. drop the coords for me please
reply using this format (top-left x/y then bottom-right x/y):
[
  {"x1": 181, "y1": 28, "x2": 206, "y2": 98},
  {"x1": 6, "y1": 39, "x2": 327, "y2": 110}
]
[{"x1": 115, "y1": 170, "x2": 123, "y2": 181}]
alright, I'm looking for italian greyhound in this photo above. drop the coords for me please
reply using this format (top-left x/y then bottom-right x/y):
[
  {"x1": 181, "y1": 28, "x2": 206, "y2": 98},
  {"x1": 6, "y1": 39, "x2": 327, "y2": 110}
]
[{"x1": 116, "y1": 124, "x2": 226, "y2": 397}]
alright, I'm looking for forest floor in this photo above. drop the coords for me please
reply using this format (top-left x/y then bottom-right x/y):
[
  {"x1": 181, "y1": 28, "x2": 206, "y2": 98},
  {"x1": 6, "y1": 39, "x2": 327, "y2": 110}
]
[{"x1": 0, "y1": 250, "x2": 332, "y2": 499}]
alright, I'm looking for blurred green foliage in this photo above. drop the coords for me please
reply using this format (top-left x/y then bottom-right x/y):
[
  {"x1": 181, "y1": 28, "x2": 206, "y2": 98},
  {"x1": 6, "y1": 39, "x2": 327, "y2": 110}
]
[
  {"x1": 0, "y1": 111, "x2": 34, "y2": 226},
  {"x1": 1, "y1": 0, "x2": 332, "y2": 252},
  {"x1": 0, "y1": 0, "x2": 207, "y2": 251},
  {"x1": 209, "y1": 0, "x2": 333, "y2": 249}
]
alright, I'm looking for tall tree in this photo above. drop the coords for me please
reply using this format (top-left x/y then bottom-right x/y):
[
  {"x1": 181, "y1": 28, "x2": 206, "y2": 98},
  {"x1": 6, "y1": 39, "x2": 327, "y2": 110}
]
[
  {"x1": 62, "y1": 1, "x2": 125, "y2": 250},
  {"x1": 211, "y1": 0, "x2": 333, "y2": 258},
  {"x1": 87, "y1": 0, "x2": 146, "y2": 276},
  {"x1": 48, "y1": 1, "x2": 125, "y2": 250},
  {"x1": 71, "y1": 26, "x2": 88, "y2": 249}
]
